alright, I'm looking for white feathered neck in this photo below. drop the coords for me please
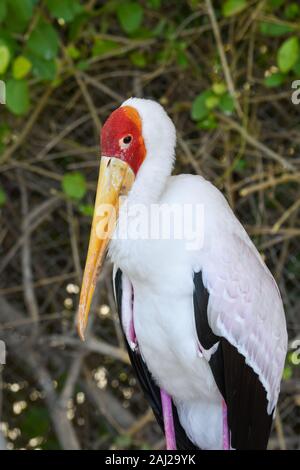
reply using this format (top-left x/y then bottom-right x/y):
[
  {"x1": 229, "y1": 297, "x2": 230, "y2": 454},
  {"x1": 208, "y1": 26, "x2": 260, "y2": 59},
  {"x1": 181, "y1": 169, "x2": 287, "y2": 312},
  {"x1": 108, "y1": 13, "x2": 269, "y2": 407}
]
[{"x1": 121, "y1": 97, "x2": 176, "y2": 205}]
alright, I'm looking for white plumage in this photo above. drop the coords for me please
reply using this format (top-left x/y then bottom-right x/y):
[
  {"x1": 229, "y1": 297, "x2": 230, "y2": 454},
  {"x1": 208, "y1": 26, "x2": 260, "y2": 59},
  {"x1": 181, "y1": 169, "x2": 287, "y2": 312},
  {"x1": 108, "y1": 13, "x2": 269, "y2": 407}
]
[{"x1": 107, "y1": 98, "x2": 288, "y2": 449}]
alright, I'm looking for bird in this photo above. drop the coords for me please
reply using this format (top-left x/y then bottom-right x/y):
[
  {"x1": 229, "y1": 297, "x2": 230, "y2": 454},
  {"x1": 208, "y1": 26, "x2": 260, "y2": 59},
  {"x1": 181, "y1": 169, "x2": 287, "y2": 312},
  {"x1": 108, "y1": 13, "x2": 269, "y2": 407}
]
[{"x1": 77, "y1": 97, "x2": 288, "y2": 450}]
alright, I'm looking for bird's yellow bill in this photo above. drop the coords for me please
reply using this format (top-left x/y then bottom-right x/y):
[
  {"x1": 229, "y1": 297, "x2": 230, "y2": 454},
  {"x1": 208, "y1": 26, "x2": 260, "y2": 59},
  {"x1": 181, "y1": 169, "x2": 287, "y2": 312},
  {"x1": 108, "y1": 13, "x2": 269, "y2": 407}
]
[{"x1": 77, "y1": 156, "x2": 134, "y2": 340}]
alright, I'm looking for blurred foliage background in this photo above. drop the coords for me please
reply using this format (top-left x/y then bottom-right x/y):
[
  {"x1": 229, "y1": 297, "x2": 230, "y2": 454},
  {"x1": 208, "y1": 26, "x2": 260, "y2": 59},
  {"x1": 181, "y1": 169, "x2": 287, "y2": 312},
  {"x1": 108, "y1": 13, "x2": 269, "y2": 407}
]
[{"x1": 0, "y1": 0, "x2": 299, "y2": 450}]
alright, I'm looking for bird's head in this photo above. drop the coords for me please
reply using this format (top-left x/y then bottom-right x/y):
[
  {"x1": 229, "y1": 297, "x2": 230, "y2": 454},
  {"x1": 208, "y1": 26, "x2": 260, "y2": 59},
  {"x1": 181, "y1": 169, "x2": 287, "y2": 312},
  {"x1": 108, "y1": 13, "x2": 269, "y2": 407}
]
[
  {"x1": 77, "y1": 98, "x2": 176, "y2": 339},
  {"x1": 101, "y1": 104, "x2": 146, "y2": 174}
]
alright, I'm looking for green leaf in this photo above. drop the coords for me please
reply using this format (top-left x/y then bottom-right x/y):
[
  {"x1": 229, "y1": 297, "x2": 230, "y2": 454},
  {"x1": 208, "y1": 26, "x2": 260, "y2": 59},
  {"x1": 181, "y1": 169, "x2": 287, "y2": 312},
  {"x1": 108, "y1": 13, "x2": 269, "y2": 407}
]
[
  {"x1": 68, "y1": 12, "x2": 90, "y2": 41},
  {"x1": 5, "y1": 0, "x2": 33, "y2": 33},
  {"x1": 282, "y1": 365, "x2": 292, "y2": 381},
  {"x1": 130, "y1": 51, "x2": 147, "y2": 68},
  {"x1": 146, "y1": 0, "x2": 161, "y2": 8},
  {"x1": 0, "y1": 44, "x2": 10, "y2": 74},
  {"x1": 76, "y1": 59, "x2": 89, "y2": 71},
  {"x1": 27, "y1": 20, "x2": 59, "y2": 60},
  {"x1": 191, "y1": 90, "x2": 213, "y2": 121},
  {"x1": 287, "y1": 351, "x2": 295, "y2": 364},
  {"x1": 46, "y1": 0, "x2": 83, "y2": 23},
  {"x1": 0, "y1": 33, "x2": 17, "y2": 57},
  {"x1": 22, "y1": 406, "x2": 50, "y2": 437},
  {"x1": 66, "y1": 44, "x2": 80, "y2": 60},
  {"x1": 284, "y1": 3, "x2": 300, "y2": 20},
  {"x1": 62, "y1": 172, "x2": 87, "y2": 200},
  {"x1": 222, "y1": 0, "x2": 247, "y2": 17},
  {"x1": 277, "y1": 36, "x2": 300, "y2": 73},
  {"x1": 79, "y1": 204, "x2": 94, "y2": 217},
  {"x1": 205, "y1": 95, "x2": 219, "y2": 110},
  {"x1": 234, "y1": 158, "x2": 247, "y2": 171},
  {"x1": 92, "y1": 39, "x2": 119, "y2": 57},
  {"x1": 176, "y1": 49, "x2": 188, "y2": 68},
  {"x1": 293, "y1": 58, "x2": 300, "y2": 75},
  {"x1": 267, "y1": 0, "x2": 284, "y2": 10},
  {"x1": 259, "y1": 21, "x2": 294, "y2": 37},
  {"x1": 175, "y1": 42, "x2": 188, "y2": 68},
  {"x1": 116, "y1": 2, "x2": 144, "y2": 34},
  {"x1": 212, "y1": 82, "x2": 227, "y2": 95},
  {"x1": 13, "y1": 56, "x2": 32, "y2": 79},
  {"x1": 0, "y1": 186, "x2": 7, "y2": 206},
  {"x1": 0, "y1": 123, "x2": 10, "y2": 144},
  {"x1": 264, "y1": 72, "x2": 285, "y2": 88},
  {"x1": 29, "y1": 54, "x2": 57, "y2": 81},
  {"x1": 0, "y1": 1, "x2": 7, "y2": 22},
  {"x1": 197, "y1": 115, "x2": 218, "y2": 130},
  {"x1": 219, "y1": 93, "x2": 235, "y2": 114},
  {"x1": 6, "y1": 79, "x2": 30, "y2": 115},
  {"x1": 152, "y1": 19, "x2": 166, "y2": 37}
]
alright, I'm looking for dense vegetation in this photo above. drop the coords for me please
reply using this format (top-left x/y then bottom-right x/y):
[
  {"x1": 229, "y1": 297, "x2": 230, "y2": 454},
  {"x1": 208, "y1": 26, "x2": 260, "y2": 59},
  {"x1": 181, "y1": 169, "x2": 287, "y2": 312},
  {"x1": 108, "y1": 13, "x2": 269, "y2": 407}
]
[{"x1": 0, "y1": 0, "x2": 299, "y2": 450}]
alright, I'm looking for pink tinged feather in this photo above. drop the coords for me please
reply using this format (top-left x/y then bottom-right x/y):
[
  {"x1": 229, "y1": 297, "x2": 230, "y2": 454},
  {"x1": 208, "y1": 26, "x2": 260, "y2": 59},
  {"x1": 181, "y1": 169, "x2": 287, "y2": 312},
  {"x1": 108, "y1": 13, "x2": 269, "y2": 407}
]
[
  {"x1": 204, "y1": 231, "x2": 287, "y2": 413},
  {"x1": 121, "y1": 274, "x2": 137, "y2": 350}
]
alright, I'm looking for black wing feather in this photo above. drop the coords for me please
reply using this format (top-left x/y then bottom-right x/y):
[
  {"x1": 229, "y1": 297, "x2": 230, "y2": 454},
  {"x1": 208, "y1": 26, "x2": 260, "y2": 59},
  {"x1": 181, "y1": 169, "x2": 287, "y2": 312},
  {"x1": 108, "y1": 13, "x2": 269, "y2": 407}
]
[
  {"x1": 114, "y1": 268, "x2": 198, "y2": 450},
  {"x1": 193, "y1": 271, "x2": 273, "y2": 450}
]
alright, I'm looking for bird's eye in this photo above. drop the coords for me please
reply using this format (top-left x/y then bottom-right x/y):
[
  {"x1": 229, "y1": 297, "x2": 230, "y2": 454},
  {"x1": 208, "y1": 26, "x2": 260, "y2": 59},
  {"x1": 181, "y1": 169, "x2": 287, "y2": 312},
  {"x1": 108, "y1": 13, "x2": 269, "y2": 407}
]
[
  {"x1": 123, "y1": 135, "x2": 132, "y2": 144},
  {"x1": 119, "y1": 135, "x2": 132, "y2": 149}
]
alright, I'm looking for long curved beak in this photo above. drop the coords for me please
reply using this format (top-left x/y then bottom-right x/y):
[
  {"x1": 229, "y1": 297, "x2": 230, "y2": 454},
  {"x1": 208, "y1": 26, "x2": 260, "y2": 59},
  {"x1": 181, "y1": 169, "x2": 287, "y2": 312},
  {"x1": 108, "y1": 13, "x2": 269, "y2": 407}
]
[{"x1": 78, "y1": 156, "x2": 134, "y2": 340}]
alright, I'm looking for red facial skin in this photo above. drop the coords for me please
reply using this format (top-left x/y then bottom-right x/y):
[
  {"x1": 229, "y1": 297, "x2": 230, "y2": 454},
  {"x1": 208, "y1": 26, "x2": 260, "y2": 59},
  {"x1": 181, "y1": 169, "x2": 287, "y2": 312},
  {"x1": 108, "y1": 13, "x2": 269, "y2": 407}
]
[{"x1": 101, "y1": 106, "x2": 146, "y2": 175}]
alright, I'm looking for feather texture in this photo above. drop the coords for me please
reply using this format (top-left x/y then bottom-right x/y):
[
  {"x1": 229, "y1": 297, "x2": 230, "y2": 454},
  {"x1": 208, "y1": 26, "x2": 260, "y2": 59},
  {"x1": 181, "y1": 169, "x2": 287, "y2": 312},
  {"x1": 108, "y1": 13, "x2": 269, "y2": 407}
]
[
  {"x1": 109, "y1": 174, "x2": 287, "y2": 449},
  {"x1": 194, "y1": 270, "x2": 273, "y2": 449},
  {"x1": 114, "y1": 268, "x2": 198, "y2": 450},
  {"x1": 106, "y1": 98, "x2": 287, "y2": 449}
]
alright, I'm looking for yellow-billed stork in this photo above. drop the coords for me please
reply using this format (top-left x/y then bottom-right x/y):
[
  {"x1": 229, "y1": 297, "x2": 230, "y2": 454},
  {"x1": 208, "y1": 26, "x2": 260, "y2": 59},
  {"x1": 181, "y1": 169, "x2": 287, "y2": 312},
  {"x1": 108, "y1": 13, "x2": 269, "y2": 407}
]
[{"x1": 77, "y1": 98, "x2": 288, "y2": 450}]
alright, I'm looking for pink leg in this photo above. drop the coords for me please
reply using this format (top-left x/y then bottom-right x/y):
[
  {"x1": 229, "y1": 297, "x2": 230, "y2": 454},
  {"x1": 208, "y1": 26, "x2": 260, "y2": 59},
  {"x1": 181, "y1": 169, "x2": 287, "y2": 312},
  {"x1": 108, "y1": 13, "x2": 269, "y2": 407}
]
[
  {"x1": 222, "y1": 399, "x2": 230, "y2": 450},
  {"x1": 160, "y1": 389, "x2": 177, "y2": 450}
]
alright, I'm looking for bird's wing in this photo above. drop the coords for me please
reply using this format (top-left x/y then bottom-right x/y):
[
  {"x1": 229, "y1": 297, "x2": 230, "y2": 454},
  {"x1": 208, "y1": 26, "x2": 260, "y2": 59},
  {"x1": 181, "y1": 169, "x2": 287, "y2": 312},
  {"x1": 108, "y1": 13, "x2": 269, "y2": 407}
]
[
  {"x1": 113, "y1": 267, "x2": 198, "y2": 450},
  {"x1": 194, "y1": 223, "x2": 287, "y2": 449}
]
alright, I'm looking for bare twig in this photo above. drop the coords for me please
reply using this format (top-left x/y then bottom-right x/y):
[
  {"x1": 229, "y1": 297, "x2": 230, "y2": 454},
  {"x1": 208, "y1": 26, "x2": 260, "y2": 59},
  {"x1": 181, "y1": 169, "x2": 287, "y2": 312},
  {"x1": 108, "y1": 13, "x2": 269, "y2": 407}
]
[
  {"x1": 240, "y1": 172, "x2": 300, "y2": 197},
  {"x1": 218, "y1": 113, "x2": 295, "y2": 171},
  {"x1": 0, "y1": 196, "x2": 61, "y2": 274},
  {"x1": 271, "y1": 199, "x2": 300, "y2": 233},
  {"x1": 67, "y1": 200, "x2": 82, "y2": 283},
  {"x1": 48, "y1": 335, "x2": 130, "y2": 364},
  {"x1": 18, "y1": 171, "x2": 39, "y2": 331},
  {"x1": 0, "y1": 87, "x2": 53, "y2": 164},
  {"x1": 205, "y1": 0, "x2": 243, "y2": 118},
  {"x1": 0, "y1": 297, "x2": 80, "y2": 450},
  {"x1": 81, "y1": 368, "x2": 135, "y2": 432}
]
